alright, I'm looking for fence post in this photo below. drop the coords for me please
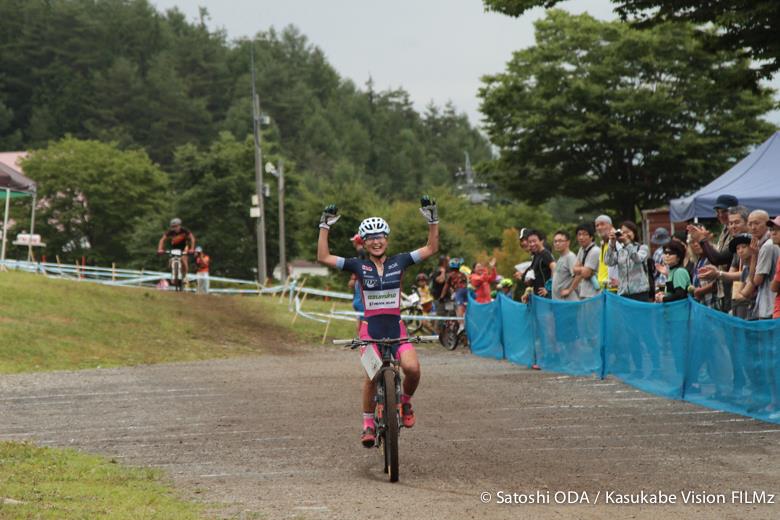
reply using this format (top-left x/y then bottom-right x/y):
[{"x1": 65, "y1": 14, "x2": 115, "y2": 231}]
[{"x1": 321, "y1": 302, "x2": 337, "y2": 344}]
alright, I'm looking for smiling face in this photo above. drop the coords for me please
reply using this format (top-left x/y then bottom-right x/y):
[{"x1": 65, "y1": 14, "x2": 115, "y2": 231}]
[
  {"x1": 364, "y1": 234, "x2": 388, "y2": 258},
  {"x1": 728, "y1": 213, "x2": 747, "y2": 236},
  {"x1": 526, "y1": 235, "x2": 542, "y2": 254},
  {"x1": 620, "y1": 225, "x2": 635, "y2": 242}
]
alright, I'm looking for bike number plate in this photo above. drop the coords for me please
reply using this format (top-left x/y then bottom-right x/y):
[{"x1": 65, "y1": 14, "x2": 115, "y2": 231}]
[
  {"x1": 171, "y1": 249, "x2": 182, "y2": 256},
  {"x1": 360, "y1": 345, "x2": 383, "y2": 381}
]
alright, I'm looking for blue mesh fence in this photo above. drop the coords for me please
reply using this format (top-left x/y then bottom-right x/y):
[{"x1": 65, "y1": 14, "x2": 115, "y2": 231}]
[
  {"x1": 531, "y1": 295, "x2": 603, "y2": 376},
  {"x1": 465, "y1": 293, "x2": 780, "y2": 424},
  {"x1": 498, "y1": 294, "x2": 534, "y2": 367},
  {"x1": 685, "y1": 301, "x2": 780, "y2": 423},
  {"x1": 603, "y1": 293, "x2": 688, "y2": 399},
  {"x1": 465, "y1": 294, "x2": 504, "y2": 360}
]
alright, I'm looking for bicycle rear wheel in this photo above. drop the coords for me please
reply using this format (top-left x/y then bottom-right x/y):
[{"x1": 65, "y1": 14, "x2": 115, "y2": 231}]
[
  {"x1": 402, "y1": 307, "x2": 423, "y2": 334},
  {"x1": 382, "y1": 368, "x2": 399, "y2": 482}
]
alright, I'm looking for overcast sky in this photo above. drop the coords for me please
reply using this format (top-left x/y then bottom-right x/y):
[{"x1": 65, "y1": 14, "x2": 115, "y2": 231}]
[{"x1": 150, "y1": 0, "x2": 779, "y2": 128}]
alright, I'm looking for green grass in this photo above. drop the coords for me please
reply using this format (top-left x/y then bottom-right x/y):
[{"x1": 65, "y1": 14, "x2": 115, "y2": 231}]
[
  {"x1": 0, "y1": 442, "x2": 202, "y2": 519},
  {"x1": 0, "y1": 271, "x2": 357, "y2": 374}
]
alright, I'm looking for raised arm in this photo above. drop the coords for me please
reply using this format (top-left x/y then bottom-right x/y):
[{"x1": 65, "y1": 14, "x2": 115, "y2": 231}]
[
  {"x1": 414, "y1": 195, "x2": 440, "y2": 261},
  {"x1": 316, "y1": 204, "x2": 342, "y2": 269}
]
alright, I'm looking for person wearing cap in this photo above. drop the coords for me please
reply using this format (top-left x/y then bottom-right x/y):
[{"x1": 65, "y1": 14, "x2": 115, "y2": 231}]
[
  {"x1": 654, "y1": 239, "x2": 691, "y2": 303},
  {"x1": 746, "y1": 210, "x2": 779, "y2": 319},
  {"x1": 594, "y1": 215, "x2": 619, "y2": 291},
  {"x1": 193, "y1": 246, "x2": 210, "y2": 294},
  {"x1": 650, "y1": 227, "x2": 671, "y2": 289}
]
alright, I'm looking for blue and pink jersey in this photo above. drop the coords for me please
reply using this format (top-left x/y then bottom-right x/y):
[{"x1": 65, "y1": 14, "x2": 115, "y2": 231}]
[{"x1": 336, "y1": 250, "x2": 422, "y2": 340}]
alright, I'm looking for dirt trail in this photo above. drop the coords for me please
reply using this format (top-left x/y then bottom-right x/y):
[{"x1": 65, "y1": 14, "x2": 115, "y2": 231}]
[{"x1": 1, "y1": 345, "x2": 779, "y2": 519}]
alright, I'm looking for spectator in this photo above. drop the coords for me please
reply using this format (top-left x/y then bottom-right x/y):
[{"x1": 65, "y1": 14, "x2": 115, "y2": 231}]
[
  {"x1": 689, "y1": 202, "x2": 747, "y2": 312},
  {"x1": 415, "y1": 272, "x2": 434, "y2": 314},
  {"x1": 470, "y1": 258, "x2": 497, "y2": 304},
  {"x1": 654, "y1": 239, "x2": 691, "y2": 303},
  {"x1": 605, "y1": 220, "x2": 651, "y2": 301},
  {"x1": 732, "y1": 233, "x2": 756, "y2": 320},
  {"x1": 767, "y1": 216, "x2": 780, "y2": 319},
  {"x1": 521, "y1": 229, "x2": 556, "y2": 301},
  {"x1": 650, "y1": 227, "x2": 671, "y2": 289},
  {"x1": 441, "y1": 258, "x2": 469, "y2": 329},
  {"x1": 689, "y1": 239, "x2": 717, "y2": 307},
  {"x1": 572, "y1": 222, "x2": 601, "y2": 300},
  {"x1": 551, "y1": 230, "x2": 578, "y2": 301},
  {"x1": 429, "y1": 255, "x2": 449, "y2": 311},
  {"x1": 193, "y1": 246, "x2": 210, "y2": 294},
  {"x1": 498, "y1": 278, "x2": 514, "y2": 296},
  {"x1": 594, "y1": 215, "x2": 619, "y2": 291},
  {"x1": 746, "y1": 210, "x2": 779, "y2": 320}
]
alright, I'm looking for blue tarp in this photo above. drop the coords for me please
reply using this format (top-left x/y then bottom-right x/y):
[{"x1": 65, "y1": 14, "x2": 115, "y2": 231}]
[
  {"x1": 466, "y1": 293, "x2": 780, "y2": 424},
  {"x1": 670, "y1": 131, "x2": 780, "y2": 221}
]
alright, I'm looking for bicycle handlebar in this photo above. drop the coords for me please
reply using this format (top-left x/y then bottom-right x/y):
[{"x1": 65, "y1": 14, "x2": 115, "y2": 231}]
[{"x1": 333, "y1": 335, "x2": 440, "y2": 348}]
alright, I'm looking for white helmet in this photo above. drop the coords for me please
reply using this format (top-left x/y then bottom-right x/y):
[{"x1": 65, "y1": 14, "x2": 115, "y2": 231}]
[{"x1": 359, "y1": 217, "x2": 390, "y2": 239}]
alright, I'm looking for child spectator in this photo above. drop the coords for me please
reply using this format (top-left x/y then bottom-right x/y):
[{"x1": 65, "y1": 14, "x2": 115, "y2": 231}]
[
  {"x1": 470, "y1": 259, "x2": 497, "y2": 304},
  {"x1": 690, "y1": 239, "x2": 716, "y2": 307}
]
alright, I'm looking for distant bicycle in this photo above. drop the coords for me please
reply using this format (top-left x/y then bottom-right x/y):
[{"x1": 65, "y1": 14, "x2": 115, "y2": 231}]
[
  {"x1": 162, "y1": 249, "x2": 188, "y2": 292},
  {"x1": 333, "y1": 334, "x2": 438, "y2": 483}
]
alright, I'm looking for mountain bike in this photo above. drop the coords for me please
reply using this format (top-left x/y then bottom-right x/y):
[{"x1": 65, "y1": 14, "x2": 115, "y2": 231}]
[
  {"x1": 164, "y1": 249, "x2": 187, "y2": 292},
  {"x1": 333, "y1": 335, "x2": 438, "y2": 482},
  {"x1": 437, "y1": 297, "x2": 468, "y2": 351}
]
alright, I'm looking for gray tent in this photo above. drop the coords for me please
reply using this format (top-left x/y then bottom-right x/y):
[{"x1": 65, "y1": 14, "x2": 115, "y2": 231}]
[
  {"x1": 670, "y1": 132, "x2": 780, "y2": 221},
  {"x1": 0, "y1": 154, "x2": 38, "y2": 263}
]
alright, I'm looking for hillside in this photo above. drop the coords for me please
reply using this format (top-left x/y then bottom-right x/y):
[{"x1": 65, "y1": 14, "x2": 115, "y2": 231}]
[{"x1": 0, "y1": 271, "x2": 354, "y2": 373}]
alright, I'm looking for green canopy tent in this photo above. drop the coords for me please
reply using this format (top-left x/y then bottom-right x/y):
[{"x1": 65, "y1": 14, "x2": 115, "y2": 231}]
[{"x1": 0, "y1": 156, "x2": 37, "y2": 264}]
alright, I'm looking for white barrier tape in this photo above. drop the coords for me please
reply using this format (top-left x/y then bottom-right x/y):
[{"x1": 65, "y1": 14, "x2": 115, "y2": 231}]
[{"x1": 330, "y1": 310, "x2": 465, "y2": 321}]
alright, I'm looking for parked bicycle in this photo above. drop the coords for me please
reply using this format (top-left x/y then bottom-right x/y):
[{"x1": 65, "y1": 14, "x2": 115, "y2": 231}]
[
  {"x1": 437, "y1": 295, "x2": 468, "y2": 351},
  {"x1": 333, "y1": 335, "x2": 438, "y2": 482}
]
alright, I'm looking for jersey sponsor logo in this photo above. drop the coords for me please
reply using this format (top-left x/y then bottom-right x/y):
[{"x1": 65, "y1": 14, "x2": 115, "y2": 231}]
[
  {"x1": 385, "y1": 270, "x2": 401, "y2": 276},
  {"x1": 361, "y1": 265, "x2": 373, "y2": 272},
  {"x1": 363, "y1": 288, "x2": 401, "y2": 310},
  {"x1": 364, "y1": 279, "x2": 378, "y2": 289},
  {"x1": 387, "y1": 262, "x2": 399, "y2": 269}
]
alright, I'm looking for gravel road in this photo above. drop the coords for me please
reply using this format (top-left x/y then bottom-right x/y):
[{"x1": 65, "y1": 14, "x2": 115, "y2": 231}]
[{"x1": 2, "y1": 344, "x2": 779, "y2": 519}]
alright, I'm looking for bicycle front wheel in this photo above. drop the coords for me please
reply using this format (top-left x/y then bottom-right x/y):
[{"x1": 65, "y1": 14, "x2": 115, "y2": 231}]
[{"x1": 382, "y1": 368, "x2": 399, "y2": 482}]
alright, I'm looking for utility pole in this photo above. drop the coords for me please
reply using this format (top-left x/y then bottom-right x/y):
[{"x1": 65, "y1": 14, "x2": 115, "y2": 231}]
[
  {"x1": 265, "y1": 160, "x2": 286, "y2": 281},
  {"x1": 277, "y1": 161, "x2": 286, "y2": 280},
  {"x1": 251, "y1": 44, "x2": 267, "y2": 285}
]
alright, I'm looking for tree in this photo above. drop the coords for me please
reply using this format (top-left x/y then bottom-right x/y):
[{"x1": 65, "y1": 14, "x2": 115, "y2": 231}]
[
  {"x1": 479, "y1": 10, "x2": 776, "y2": 220},
  {"x1": 20, "y1": 137, "x2": 169, "y2": 265},
  {"x1": 483, "y1": 0, "x2": 780, "y2": 77}
]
